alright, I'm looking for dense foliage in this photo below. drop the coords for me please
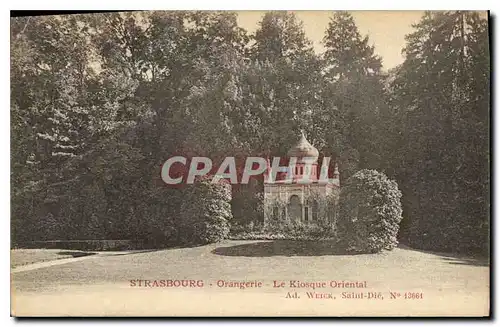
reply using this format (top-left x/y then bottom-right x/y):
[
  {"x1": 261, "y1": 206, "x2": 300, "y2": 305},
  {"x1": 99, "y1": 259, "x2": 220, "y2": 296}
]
[
  {"x1": 231, "y1": 183, "x2": 264, "y2": 227},
  {"x1": 389, "y1": 12, "x2": 490, "y2": 254},
  {"x1": 11, "y1": 11, "x2": 489, "y2": 254},
  {"x1": 337, "y1": 170, "x2": 403, "y2": 253}
]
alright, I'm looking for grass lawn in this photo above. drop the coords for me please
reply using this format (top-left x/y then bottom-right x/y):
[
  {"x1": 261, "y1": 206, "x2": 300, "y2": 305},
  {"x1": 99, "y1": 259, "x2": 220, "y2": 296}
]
[
  {"x1": 10, "y1": 249, "x2": 95, "y2": 268},
  {"x1": 11, "y1": 240, "x2": 490, "y2": 316}
]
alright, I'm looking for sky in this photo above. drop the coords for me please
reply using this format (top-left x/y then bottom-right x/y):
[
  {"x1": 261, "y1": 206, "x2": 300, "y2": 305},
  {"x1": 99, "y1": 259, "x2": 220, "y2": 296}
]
[{"x1": 237, "y1": 11, "x2": 426, "y2": 71}]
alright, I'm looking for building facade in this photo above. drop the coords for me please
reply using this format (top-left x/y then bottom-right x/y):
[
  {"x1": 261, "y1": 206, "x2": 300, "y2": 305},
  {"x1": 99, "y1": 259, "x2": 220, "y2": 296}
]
[{"x1": 263, "y1": 132, "x2": 340, "y2": 226}]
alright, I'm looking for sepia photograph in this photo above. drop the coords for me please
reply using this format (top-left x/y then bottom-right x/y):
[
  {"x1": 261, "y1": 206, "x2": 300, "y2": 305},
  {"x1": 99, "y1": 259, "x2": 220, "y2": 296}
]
[{"x1": 10, "y1": 10, "x2": 490, "y2": 317}]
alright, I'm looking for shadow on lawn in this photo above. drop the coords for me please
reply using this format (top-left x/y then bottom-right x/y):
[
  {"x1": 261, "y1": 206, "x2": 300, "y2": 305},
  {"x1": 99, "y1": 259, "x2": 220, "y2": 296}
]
[
  {"x1": 397, "y1": 244, "x2": 489, "y2": 267},
  {"x1": 438, "y1": 255, "x2": 489, "y2": 267},
  {"x1": 212, "y1": 240, "x2": 361, "y2": 257},
  {"x1": 214, "y1": 241, "x2": 491, "y2": 264},
  {"x1": 56, "y1": 251, "x2": 96, "y2": 258}
]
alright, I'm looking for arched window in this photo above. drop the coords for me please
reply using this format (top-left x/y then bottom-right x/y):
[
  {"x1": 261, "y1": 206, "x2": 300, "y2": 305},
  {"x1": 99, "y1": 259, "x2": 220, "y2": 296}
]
[
  {"x1": 273, "y1": 205, "x2": 280, "y2": 220},
  {"x1": 288, "y1": 195, "x2": 302, "y2": 222},
  {"x1": 312, "y1": 200, "x2": 319, "y2": 221}
]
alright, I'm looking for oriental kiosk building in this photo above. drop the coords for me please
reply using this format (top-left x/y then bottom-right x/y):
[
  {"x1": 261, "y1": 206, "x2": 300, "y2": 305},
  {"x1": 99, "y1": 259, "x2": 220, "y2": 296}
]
[{"x1": 263, "y1": 132, "x2": 340, "y2": 226}]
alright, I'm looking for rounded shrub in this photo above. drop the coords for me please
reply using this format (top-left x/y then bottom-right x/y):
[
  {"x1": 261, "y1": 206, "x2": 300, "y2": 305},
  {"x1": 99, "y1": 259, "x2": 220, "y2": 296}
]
[
  {"x1": 178, "y1": 176, "x2": 232, "y2": 245},
  {"x1": 336, "y1": 169, "x2": 403, "y2": 253}
]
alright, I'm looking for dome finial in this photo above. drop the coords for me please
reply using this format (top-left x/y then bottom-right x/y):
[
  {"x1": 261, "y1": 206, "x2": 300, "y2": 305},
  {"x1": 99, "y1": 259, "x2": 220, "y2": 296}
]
[{"x1": 287, "y1": 129, "x2": 319, "y2": 159}]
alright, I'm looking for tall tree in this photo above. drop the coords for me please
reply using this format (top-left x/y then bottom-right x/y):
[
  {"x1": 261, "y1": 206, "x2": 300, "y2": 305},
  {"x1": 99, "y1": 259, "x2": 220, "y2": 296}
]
[
  {"x1": 245, "y1": 11, "x2": 323, "y2": 156},
  {"x1": 323, "y1": 12, "x2": 382, "y2": 81},
  {"x1": 391, "y1": 11, "x2": 489, "y2": 253},
  {"x1": 11, "y1": 15, "x2": 108, "y2": 241},
  {"x1": 252, "y1": 11, "x2": 314, "y2": 63},
  {"x1": 11, "y1": 16, "x2": 97, "y2": 176},
  {"x1": 321, "y1": 11, "x2": 388, "y2": 180}
]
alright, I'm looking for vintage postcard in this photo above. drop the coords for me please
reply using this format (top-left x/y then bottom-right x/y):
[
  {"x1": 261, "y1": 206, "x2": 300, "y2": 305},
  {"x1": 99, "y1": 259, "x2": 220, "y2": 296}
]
[{"x1": 10, "y1": 10, "x2": 490, "y2": 317}]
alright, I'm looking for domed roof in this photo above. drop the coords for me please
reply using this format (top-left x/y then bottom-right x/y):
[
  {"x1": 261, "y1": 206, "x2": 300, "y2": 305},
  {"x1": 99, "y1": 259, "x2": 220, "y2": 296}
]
[{"x1": 287, "y1": 131, "x2": 319, "y2": 159}]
